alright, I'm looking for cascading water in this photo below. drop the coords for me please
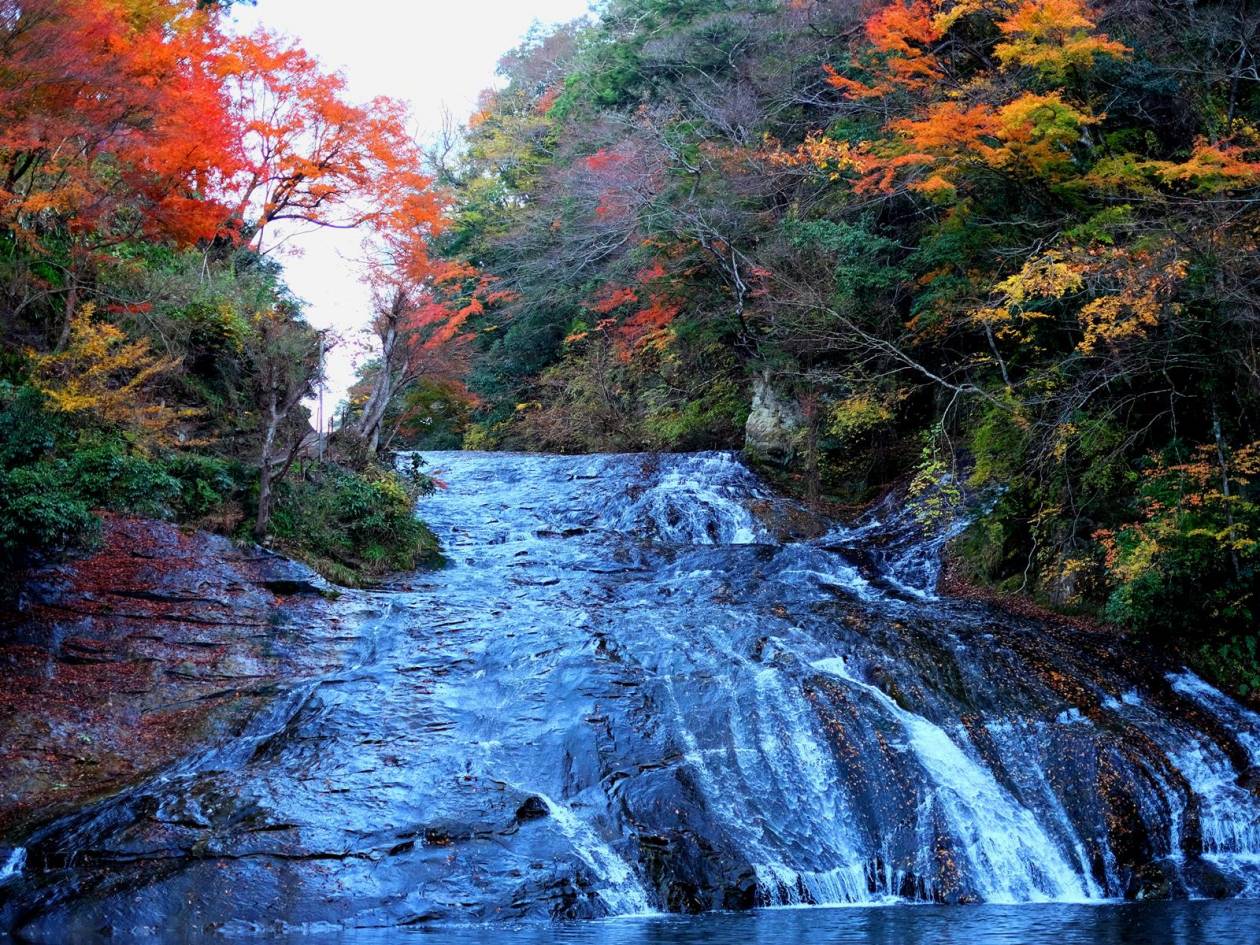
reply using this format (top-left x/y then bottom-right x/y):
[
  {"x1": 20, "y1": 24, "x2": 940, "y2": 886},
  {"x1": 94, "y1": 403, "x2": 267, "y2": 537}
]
[
  {"x1": 810, "y1": 656, "x2": 1091, "y2": 904},
  {"x1": 3, "y1": 451, "x2": 1259, "y2": 939}
]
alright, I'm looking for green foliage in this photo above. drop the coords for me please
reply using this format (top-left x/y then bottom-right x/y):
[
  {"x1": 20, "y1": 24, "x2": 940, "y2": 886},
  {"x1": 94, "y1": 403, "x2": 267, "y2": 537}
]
[
  {"x1": 967, "y1": 398, "x2": 1028, "y2": 488},
  {"x1": 0, "y1": 462, "x2": 101, "y2": 570},
  {"x1": 164, "y1": 452, "x2": 245, "y2": 521},
  {"x1": 0, "y1": 423, "x2": 179, "y2": 569},
  {"x1": 0, "y1": 381, "x2": 63, "y2": 469},
  {"x1": 0, "y1": 381, "x2": 245, "y2": 570},
  {"x1": 395, "y1": 380, "x2": 471, "y2": 450},
  {"x1": 955, "y1": 495, "x2": 1026, "y2": 587},
  {"x1": 59, "y1": 443, "x2": 182, "y2": 518},
  {"x1": 1098, "y1": 448, "x2": 1259, "y2": 642},
  {"x1": 907, "y1": 430, "x2": 964, "y2": 534},
  {"x1": 1195, "y1": 635, "x2": 1260, "y2": 699},
  {"x1": 268, "y1": 465, "x2": 441, "y2": 585},
  {"x1": 827, "y1": 394, "x2": 894, "y2": 443},
  {"x1": 785, "y1": 218, "x2": 907, "y2": 300},
  {"x1": 463, "y1": 420, "x2": 510, "y2": 451},
  {"x1": 643, "y1": 378, "x2": 748, "y2": 448}
]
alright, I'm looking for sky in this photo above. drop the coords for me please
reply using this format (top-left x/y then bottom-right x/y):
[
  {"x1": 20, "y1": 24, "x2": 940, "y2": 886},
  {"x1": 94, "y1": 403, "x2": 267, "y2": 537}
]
[{"x1": 230, "y1": 0, "x2": 593, "y2": 419}]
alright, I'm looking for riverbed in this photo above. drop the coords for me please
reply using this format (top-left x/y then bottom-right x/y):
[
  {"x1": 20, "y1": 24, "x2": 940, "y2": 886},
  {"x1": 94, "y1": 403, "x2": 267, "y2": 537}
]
[{"x1": 3, "y1": 452, "x2": 1258, "y2": 940}]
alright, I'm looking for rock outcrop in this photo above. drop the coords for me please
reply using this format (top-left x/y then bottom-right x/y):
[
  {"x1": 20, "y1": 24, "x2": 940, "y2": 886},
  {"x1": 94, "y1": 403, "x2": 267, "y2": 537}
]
[
  {"x1": 0, "y1": 516, "x2": 337, "y2": 837},
  {"x1": 744, "y1": 372, "x2": 804, "y2": 463}
]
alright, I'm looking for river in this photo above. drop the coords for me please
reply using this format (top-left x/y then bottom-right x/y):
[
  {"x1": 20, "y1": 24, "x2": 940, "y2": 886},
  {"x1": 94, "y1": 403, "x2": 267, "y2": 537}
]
[{"x1": 2, "y1": 451, "x2": 1258, "y2": 942}]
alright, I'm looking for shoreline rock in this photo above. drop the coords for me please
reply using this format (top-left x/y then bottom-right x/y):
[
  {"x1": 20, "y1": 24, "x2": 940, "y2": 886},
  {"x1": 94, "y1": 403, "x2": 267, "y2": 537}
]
[{"x1": 0, "y1": 515, "x2": 338, "y2": 839}]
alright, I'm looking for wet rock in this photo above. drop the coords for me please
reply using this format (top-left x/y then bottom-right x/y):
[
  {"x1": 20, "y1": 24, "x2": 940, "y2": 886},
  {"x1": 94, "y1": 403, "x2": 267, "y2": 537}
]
[
  {"x1": 1044, "y1": 553, "x2": 1103, "y2": 609},
  {"x1": 0, "y1": 516, "x2": 336, "y2": 838},
  {"x1": 6, "y1": 452, "x2": 1260, "y2": 936},
  {"x1": 1242, "y1": 766, "x2": 1260, "y2": 796},
  {"x1": 259, "y1": 578, "x2": 325, "y2": 597},
  {"x1": 638, "y1": 829, "x2": 757, "y2": 913},
  {"x1": 1182, "y1": 858, "x2": 1245, "y2": 899},
  {"x1": 748, "y1": 498, "x2": 829, "y2": 542},
  {"x1": 1131, "y1": 861, "x2": 1177, "y2": 900},
  {"x1": 515, "y1": 795, "x2": 551, "y2": 822}
]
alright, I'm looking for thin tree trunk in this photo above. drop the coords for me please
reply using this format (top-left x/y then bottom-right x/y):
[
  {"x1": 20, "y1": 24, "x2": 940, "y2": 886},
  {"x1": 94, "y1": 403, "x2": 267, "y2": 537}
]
[
  {"x1": 358, "y1": 367, "x2": 394, "y2": 453},
  {"x1": 355, "y1": 293, "x2": 409, "y2": 456},
  {"x1": 255, "y1": 389, "x2": 280, "y2": 540},
  {"x1": 56, "y1": 278, "x2": 79, "y2": 351},
  {"x1": 1212, "y1": 406, "x2": 1241, "y2": 580}
]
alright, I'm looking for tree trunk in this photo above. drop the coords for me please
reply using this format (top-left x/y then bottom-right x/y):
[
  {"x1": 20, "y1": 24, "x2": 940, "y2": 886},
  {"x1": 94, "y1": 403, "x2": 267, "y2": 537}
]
[
  {"x1": 1212, "y1": 406, "x2": 1241, "y2": 581},
  {"x1": 358, "y1": 366, "x2": 393, "y2": 454},
  {"x1": 56, "y1": 278, "x2": 79, "y2": 351},
  {"x1": 254, "y1": 389, "x2": 280, "y2": 541},
  {"x1": 355, "y1": 291, "x2": 406, "y2": 455}
]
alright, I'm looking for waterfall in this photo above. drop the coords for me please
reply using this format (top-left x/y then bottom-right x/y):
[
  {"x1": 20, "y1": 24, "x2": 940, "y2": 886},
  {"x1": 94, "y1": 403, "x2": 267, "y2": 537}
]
[
  {"x1": 0, "y1": 847, "x2": 24, "y2": 885},
  {"x1": 6, "y1": 451, "x2": 1260, "y2": 937},
  {"x1": 531, "y1": 793, "x2": 653, "y2": 916},
  {"x1": 1171, "y1": 671, "x2": 1260, "y2": 762},
  {"x1": 609, "y1": 452, "x2": 770, "y2": 545},
  {"x1": 812, "y1": 657, "x2": 1092, "y2": 903}
]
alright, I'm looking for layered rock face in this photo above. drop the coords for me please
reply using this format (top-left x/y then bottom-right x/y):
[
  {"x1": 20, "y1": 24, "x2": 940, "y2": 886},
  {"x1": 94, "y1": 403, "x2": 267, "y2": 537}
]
[
  {"x1": 0, "y1": 516, "x2": 339, "y2": 837},
  {"x1": 744, "y1": 374, "x2": 804, "y2": 463},
  {"x1": 2, "y1": 454, "x2": 1259, "y2": 940}
]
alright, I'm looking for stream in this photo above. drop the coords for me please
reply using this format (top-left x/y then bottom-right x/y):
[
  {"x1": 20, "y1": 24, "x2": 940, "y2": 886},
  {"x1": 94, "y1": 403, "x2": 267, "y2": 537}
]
[{"x1": 2, "y1": 451, "x2": 1259, "y2": 942}]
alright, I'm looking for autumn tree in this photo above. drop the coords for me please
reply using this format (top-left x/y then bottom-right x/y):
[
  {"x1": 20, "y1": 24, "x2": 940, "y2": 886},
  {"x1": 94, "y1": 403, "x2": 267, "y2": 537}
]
[
  {"x1": 218, "y1": 30, "x2": 443, "y2": 253},
  {"x1": 421, "y1": 0, "x2": 1260, "y2": 694},
  {"x1": 0, "y1": 0, "x2": 238, "y2": 345},
  {"x1": 28, "y1": 304, "x2": 198, "y2": 448},
  {"x1": 0, "y1": 0, "x2": 457, "y2": 586}
]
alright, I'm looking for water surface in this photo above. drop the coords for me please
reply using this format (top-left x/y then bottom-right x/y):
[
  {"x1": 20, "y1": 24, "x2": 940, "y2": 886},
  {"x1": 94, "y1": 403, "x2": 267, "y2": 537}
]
[{"x1": 210, "y1": 902, "x2": 1260, "y2": 945}]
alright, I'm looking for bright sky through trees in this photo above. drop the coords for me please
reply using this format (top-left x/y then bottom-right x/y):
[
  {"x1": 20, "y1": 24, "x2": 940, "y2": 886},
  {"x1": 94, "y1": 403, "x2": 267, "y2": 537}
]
[{"x1": 231, "y1": 0, "x2": 593, "y2": 408}]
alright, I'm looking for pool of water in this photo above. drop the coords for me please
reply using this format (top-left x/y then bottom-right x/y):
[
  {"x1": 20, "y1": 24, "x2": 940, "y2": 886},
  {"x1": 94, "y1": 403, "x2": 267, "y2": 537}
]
[{"x1": 223, "y1": 902, "x2": 1260, "y2": 945}]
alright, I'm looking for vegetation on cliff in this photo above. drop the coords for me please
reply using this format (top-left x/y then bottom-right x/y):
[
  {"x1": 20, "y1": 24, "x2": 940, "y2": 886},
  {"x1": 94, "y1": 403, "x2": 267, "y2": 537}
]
[
  {"x1": 0, "y1": 0, "x2": 456, "y2": 586},
  {"x1": 401, "y1": 0, "x2": 1260, "y2": 695},
  {"x1": 2, "y1": 0, "x2": 1257, "y2": 695}
]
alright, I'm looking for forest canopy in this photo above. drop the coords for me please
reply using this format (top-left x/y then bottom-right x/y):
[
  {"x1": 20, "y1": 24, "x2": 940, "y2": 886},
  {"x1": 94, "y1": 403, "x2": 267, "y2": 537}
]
[
  {"x1": 412, "y1": 0, "x2": 1260, "y2": 695},
  {"x1": 0, "y1": 0, "x2": 462, "y2": 584},
  {"x1": 2, "y1": 0, "x2": 1258, "y2": 696}
]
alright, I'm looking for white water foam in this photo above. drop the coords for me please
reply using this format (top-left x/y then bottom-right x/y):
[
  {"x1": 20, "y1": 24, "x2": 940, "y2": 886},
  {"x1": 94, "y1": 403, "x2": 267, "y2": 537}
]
[
  {"x1": 812, "y1": 656, "x2": 1093, "y2": 903},
  {"x1": 0, "y1": 846, "x2": 25, "y2": 884},
  {"x1": 982, "y1": 719, "x2": 1106, "y2": 899},
  {"x1": 664, "y1": 665, "x2": 876, "y2": 907},
  {"x1": 1169, "y1": 672, "x2": 1260, "y2": 763},
  {"x1": 612, "y1": 453, "x2": 768, "y2": 545},
  {"x1": 1105, "y1": 673, "x2": 1260, "y2": 890},
  {"x1": 532, "y1": 792, "x2": 654, "y2": 916}
]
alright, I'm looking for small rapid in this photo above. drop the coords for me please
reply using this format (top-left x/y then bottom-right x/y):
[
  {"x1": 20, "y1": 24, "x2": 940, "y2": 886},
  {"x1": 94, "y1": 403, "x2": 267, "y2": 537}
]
[{"x1": 3, "y1": 451, "x2": 1259, "y2": 939}]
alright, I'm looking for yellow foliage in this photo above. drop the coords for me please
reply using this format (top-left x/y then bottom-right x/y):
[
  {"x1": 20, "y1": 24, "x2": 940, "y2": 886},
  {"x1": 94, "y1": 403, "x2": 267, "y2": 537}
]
[
  {"x1": 973, "y1": 250, "x2": 1083, "y2": 336},
  {"x1": 1077, "y1": 293, "x2": 1159, "y2": 351},
  {"x1": 993, "y1": 92, "x2": 1095, "y2": 172},
  {"x1": 993, "y1": 0, "x2": 1128, "y2": 80},
  {"x1": 1088, "y1": 126, "x2": 1260, "y2": 196},
  {"x1": 976, "y1": 242, "x2": 1186, "y2": 354},
  {"x1": 1152, "y1": 134, "x2": 1260, "y2": 193},
  {"x1": 1052, "y1": 422, "x2": 1076, "y2": 461},
  {"x1": 767, "y1": 132, "x2": 864, "y2": 175},
  {"x1": 870, "y1": 91, "x2": 1094, "y2": 193},
  {"x1": 30, "y1": 305, "x2": 198, "y2": 448},
  {"x1": 1076, "y1": 249, "x2": 1187, "y2": 353},
  {"x1": 932, "y1": 0, "x2": 1003, "y2": 32},
  {"x1": 828, "y1": 394, "x2": 895, "y2": 440},
  {"x1": 995, "y1": 250, "x2": 1085, "y2": 305}
]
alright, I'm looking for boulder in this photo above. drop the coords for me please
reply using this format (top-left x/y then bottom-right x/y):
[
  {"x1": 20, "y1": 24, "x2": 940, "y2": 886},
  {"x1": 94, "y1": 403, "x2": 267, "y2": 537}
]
[{"x1": 744, "y1": 372, "x2": 804, "y2": 463}]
